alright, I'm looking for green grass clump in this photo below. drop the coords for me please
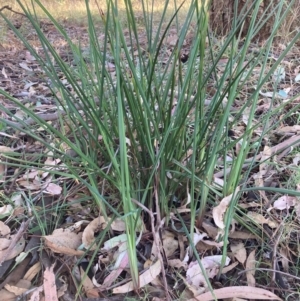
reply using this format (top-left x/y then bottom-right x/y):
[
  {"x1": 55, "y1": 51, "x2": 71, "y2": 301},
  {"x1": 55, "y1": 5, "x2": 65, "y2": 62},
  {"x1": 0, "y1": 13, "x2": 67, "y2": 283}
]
[{"x1": 1, "y1": 0, "x2": 300, "y2": 298}]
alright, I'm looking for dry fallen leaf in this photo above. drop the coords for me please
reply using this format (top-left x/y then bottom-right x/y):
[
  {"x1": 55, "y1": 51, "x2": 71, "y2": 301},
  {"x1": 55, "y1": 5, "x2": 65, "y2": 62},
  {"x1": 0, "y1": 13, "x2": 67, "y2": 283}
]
[
  {"x1": 0, "y1": 159, "x2": 6, "y2": 181},
  {"x1": 168, "y1": 259, "x2": 187, "y2": 269},
  {"x1": 82, "y1": 217, "x2": 107, "y2": 250},
  {"x1": 41, "y1": 158, "x2": 61, "y2": 179},
  {"x1": 25, "y1": 50, "x2": 36, "y2": 62},
  {"x1": 213, "y1": 188, "x2": 240, "y2": 229},
  {"x1": 0, "y1": 205, "x2": 13, "y2": 218},
  {"x1": 190, "y1": 286, "x2": 282, "y2": 301},
  {"x1": 102, "y1": 233, "x2": 128, "y2": 252},
  {"x1": 57, "y1": 282, "x2": 68, "y2": 298},
  {"x1": 43, "y1": 228, "x2": 84, "y2": 256},
  {"x1": 228, "y1": 231, "x2": 257, "y2": 240},
  {"x1": 202, "y1": 221, "x2": 218, "y2": 239},
  {"x1": 80, "y1": 266, "x2": 99, "y2": 298},
  {"x1": 21, "y1": 170, "x2": 39, "y2": 180},
  {"x1": 0, "y1": 288, "x2": 16, "y2": 301},
  {"x1": 279, "y1": 246, "x2": 289, "y2": 272},
  {"x1": 44, "y1": 264, "x2": 58, "y2": 301},
  {"x1": 5, "y1": 279, "x2": 31, "y2": 296},
  {"x1": 295, "y1": 200, "x2": 300, "y2": 220},
  {"x1": 24, "y1": 262, "x2": 42, "y2": 281},
  {"x1": 186, "y1": 255, "x2": 230, "y2": 289},
  {"x1": 19, "y1": 62, "x2": 33, "y2": 71},
  {"x1": 1, "y1": 67, "x2": 8, "y2": 78},
  {"x1": 230, "y1": 242, "x2": 247, "y2": 265},
  {"x1": 166, "y1": 34, "x2": 178, "y2": 46},
  {"x1": 110, "y1": 218, "x2": 126, "y2": 231},
  {"x1": 0, "y1": 236, "x2": 26, "y2": 262},
  {"x1": 113, "y1": 260, "x2": 161, "y2": 294},
  {"x1": 162, "y1": 231, "x2": 178, "y2": 258},
  {"x1": 18, "y1": 180, "x2": 41, "y2": 190},
  {"x1": 28, "y1": 286, "x2": 44, "y2": 301},
  {"x1": 278, "y1": 125, "x2": 300, "y2": 133},
  {"x1": 247, "y1": 212, "x2": 277, "y2": 228},
  {"x1": 246, "y1": 249, "x2": 256, "y2": 287},
  {"x1": 0, "y1": 146, "x2": 14, "y2": 153},
  {"x1": 184, "y1": 232, "x2": 208, "y2": 262},
  {"x1": 272, "y1": 195, "x2": 297, "y2": 211},
  {"x1": 0, "y1": 221, "x2": 10, "y2": 236},
  {"x1": 222, "y1": 261, "x2": 239, "y2": 274},
  {"x1": 260, "y1": 145, "x2": 272, "y2": 171},
  {"x1": 186, "y1": 261, "x2": 208, "y2": 288},
  {"x1": 106, "y1": 62, "x2": 115, "y2": 72},
  {"x1": 100, "y1": 251, "x2": 129, "y2": 289},
  {"x1": 200, "y1": 239, "x2": 224, "y2": 248},
  {"x1": 45, "y1": 183, "x2": 62, "y2": 195}
]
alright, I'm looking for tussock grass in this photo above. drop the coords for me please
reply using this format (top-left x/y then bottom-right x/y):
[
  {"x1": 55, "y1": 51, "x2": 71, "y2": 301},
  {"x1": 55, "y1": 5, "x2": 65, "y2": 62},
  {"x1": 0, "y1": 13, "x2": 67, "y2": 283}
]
[{"x1": 0, "y1": 0, "x2": 300, "y2": 299}]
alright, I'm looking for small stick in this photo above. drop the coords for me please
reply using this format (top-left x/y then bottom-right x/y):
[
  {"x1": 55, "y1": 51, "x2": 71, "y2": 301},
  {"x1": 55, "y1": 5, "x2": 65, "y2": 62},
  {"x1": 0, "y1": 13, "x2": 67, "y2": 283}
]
[
  {"x1": 0, "y1": 220, "x2": 30, "y2": 266},
  {"x1": 0, "y1": 5, "x2": 27, "y2": 17},
  {"x1": 131, "y1": 198, "x2": 171, "y2": 301},
  {"x1": 214, "y1": 134, "x2": 300, "y2": 178}
]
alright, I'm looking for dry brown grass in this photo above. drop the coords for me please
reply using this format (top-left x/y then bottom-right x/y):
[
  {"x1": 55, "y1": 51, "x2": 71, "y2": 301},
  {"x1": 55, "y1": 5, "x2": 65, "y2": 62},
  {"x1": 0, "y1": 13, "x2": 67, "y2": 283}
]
[
  {"x1": 277, "y1": 0, "x2": 300, "y2": 44},
  {"x1": 0, "y1": 0, "x2": 299, "y2": 53},
  {"x1": 0, "y1": 0, "x2": 194, "y2": 26},
  {"x1": 1, "y1": 0, "x2": 299, "y2": 44}
]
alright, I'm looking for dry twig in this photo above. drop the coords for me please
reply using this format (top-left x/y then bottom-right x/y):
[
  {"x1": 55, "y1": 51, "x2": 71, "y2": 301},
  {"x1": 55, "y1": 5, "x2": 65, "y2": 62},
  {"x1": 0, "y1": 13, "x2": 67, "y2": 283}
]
[
  {"x1": 131, "y1": 198, "x2": 171, "y2": 301},
  {"x1": 0, "y1": 219, "x2": 30, "y2": 266},
  {"x1": 0, "y1": 5, "x2": 26, "y2": 17}
]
